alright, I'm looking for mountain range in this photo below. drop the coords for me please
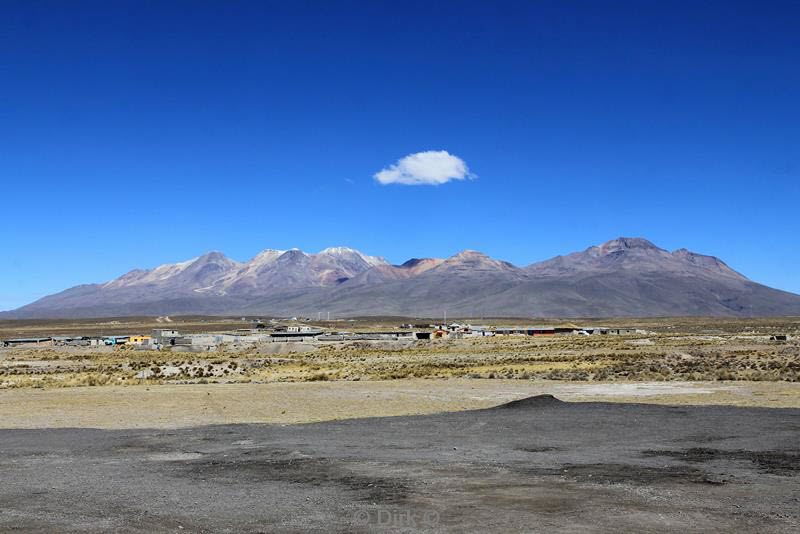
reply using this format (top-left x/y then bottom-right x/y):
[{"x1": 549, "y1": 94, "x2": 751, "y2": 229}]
[{"x1": 4, "y1": 238, "x2": 800, "y2": 318}]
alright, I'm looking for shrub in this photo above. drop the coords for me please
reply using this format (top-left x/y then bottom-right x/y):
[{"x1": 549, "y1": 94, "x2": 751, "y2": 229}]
[{"x1": 308, "y1": 372, "x2": 330, "y2": 381}]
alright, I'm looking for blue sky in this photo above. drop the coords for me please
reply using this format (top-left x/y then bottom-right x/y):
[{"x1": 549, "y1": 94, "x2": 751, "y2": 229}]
[{"x1": 1, "y1": 1, "x2": 799, "y2": 310}]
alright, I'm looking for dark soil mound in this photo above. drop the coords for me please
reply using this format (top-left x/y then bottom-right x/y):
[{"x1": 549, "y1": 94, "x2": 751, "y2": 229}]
[{"x1": 492, "y1": 394, "x2": 566, "y2": 410}]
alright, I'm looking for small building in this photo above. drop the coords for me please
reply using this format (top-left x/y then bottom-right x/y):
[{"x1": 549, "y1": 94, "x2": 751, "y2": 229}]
[
  {"x1": 129, "y1": 335, "x2": 151, "y2": 345},
  {"x1": 103, "y1": 336, "x2": 130, "y2": 345},
  {"x1": 318, "y1": 334, "x2": 346, "y2": 341},
  {"x1": 578, "y1": 327, "x2": 636, "y2": 335},
  {"x1": 286, "y1": 325, "x2": 317, "y2": 333},
  {"x1": 354, "y1": 331, "x2": 414, "y2": 339},
  {"x1": 2, "y1": 337, "x2": 52, "y2": 347},
  {"x1": 526, "y1": 327, "x2": 556, "y2": 336},
  {"x1": 493, "y1": 328, "x2": 516, "y2": 336},
  {"x1": 270, "y1": 331, "x2": 323, "y2": 341},
  {"x1": 174, "y1": 333, "x2": 242, "y2": 346},
  {"x1": 469, "y1": 329, "x2": 494, "y2": 337},
  {"x1": 52, "y1": 336, "x2": 91, "y2": 346},
  {"x1": 152, "y1": 329, "x2": 181, "y2": 344},
  {"x1": 606, "y1": 328, "x2": 637, "y2": 335}
]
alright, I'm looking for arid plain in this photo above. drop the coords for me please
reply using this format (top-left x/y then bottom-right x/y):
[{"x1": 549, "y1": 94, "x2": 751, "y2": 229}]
[
  {"x1": 2, "y1": 316, "x2": 799, "y2": 427},
  {"x1": 2, "y1": 316, "x2": 800, "y2": 532}
]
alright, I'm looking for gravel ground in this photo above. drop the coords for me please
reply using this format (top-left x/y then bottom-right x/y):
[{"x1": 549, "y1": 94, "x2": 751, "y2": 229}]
[{"x1": 1, "y1": 396, "x2": 799, "y2": 532}]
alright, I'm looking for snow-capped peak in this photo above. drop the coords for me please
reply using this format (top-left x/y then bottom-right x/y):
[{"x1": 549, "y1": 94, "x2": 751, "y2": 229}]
[
  {"x1": 320, "y1": 246, "x2": 387, "y2": 267},
  {"x1": 250, "y1": 249, "x2": 286, "y2": 265},
  {"x1": 320, "y1": 246, "x2": 358, "y2": 255}
]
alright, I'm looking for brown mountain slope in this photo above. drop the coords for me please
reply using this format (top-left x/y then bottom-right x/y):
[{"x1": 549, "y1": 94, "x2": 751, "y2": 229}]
[{"x1": 4, "y1": 238, "x2": 800, "y2": 318}]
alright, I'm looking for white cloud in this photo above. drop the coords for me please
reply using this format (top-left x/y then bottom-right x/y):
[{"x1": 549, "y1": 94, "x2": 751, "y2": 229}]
[{"x1": 374, "y1": 150, "x2": 475, "y2": 186}]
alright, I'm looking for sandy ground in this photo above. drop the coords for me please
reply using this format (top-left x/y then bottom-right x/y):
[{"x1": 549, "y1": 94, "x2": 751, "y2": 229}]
[{"x1": 3, "y1": 379, "x2": 800, "y2": 429}]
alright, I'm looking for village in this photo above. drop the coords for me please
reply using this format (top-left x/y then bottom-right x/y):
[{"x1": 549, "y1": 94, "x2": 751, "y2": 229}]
[{"x1": 0, "y1": 320, "x2": 644, "y2": 351}]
